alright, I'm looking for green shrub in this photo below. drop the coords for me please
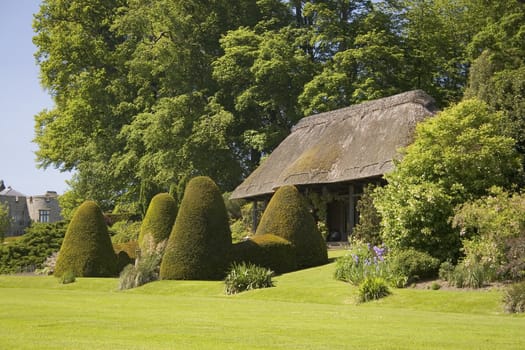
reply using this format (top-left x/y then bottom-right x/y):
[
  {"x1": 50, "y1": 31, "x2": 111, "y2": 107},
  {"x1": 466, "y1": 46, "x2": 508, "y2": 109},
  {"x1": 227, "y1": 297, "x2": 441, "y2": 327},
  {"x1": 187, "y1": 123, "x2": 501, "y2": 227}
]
[
  {"x1": 334, "y1": 242, "x2": 372, "y2": 284},
  {"x1": 54, "y1": 201, "x2": 118, "y2": 278},
  {"x1": 224, "y1": 262, "x2": 274, "y2": 295},
  {"x1": 59, "y1": 270, "x2": 76, "y2": 284},
  {"x1": 231, "y1": 234, "x2": 296, "y2": 274},
  {"x1": 119, "y1": 252, "x2": 162, "y2": 290},
  {"x1": 353, "y1": 184, "x2": 382, "y2": 246},
  {"x1": 442, "y1": 261, "x2": 491, "y2": 289},
  {"x1": 439, "y1": 260, "x2": 455, "y2": 281},
  {"x1": 110, "y1": 221, "x2": 141, "y2": 244},
  {"x1": 388, "y1": 248, "x2": 440, "y2": 285},
  {"x1": 503, "y1": 281, "x2": 525, "y2": 313},
  {"x1": 499, "y1": 235, "x2": 525, "y2": 281},
  {"x1": 334, "y1": 241, "x2": 403, "y2": 286},
  {"x1": 357, "y1": 277, "x2": 391, "y2": 303},
  {"x1": 160, "y1": 176, "x2": 232, "y2": 280},
  {"x1": 138, "y1": 193, "x2": 177, "y2": 254},
  {"x1": 0, "y1": 222, "x2": 66, "y2": 274},
  {"x1": 439, "y1": 238, "x2": 501, "y2": 288},
  {"x1": 375, "y1": 101, "x2": 521, "y2": 262},
  {"x1": 59, "y1": 271, "x2": 77, "y2": 284},
  {"x1": 453, "y1": 188, "x2": 525, "y2": 283},
  {"x1": 230, "y1": 219, "x2": 251, "y2": 243},
  {"x1": 430, "y1": 282, "x2": 441, "y2": 290},
  {"x1": 256, "y1": 185, "x2": 327, "y2": 269}
]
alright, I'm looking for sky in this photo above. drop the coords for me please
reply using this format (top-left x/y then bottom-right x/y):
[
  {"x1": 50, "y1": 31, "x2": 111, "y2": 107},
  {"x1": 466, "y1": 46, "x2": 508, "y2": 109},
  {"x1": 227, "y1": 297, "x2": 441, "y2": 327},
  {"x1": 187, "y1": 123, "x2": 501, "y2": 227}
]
[{"x1": 0, "y1": 1, "x2": 71, "y2": 195}]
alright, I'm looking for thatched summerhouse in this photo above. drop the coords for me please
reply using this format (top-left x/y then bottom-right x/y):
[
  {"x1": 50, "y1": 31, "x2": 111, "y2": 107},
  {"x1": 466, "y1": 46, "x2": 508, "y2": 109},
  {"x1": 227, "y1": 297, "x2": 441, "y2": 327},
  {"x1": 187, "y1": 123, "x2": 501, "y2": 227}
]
[{"x1": 231, "y1": 90, "x2": 438, "y2": 242}]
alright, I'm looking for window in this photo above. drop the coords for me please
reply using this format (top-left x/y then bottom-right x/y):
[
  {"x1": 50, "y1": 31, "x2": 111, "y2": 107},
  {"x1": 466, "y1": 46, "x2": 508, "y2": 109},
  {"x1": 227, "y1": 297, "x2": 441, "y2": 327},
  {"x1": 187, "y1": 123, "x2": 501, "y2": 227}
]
[{"x1": 39, "y1": 210, "x2": 50, "y2": 223}]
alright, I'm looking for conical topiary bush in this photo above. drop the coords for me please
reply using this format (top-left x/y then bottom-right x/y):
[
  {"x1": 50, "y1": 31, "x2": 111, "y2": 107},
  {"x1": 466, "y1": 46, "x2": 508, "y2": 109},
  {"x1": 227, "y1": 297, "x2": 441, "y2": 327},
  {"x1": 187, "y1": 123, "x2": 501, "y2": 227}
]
[
  {"x1": 54, "y1": 200, "x2": 117, "y2": 277},
  {"x1": 138, "y1": 192, "x2": 177, "y2": 254},
  {"x1": 160, "y1": 176, "x2": 232, "y2": 280},
  {"x1": 256, "y1": 185, "x2": 328, "y2": 269}
]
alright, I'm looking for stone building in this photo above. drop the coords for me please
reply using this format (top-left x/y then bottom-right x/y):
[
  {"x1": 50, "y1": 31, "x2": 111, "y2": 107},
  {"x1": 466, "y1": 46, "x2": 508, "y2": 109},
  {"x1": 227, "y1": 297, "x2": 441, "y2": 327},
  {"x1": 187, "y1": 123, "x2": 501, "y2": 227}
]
[{"x1": 0, "y1": 182, "x2": 63, "y2": 237}]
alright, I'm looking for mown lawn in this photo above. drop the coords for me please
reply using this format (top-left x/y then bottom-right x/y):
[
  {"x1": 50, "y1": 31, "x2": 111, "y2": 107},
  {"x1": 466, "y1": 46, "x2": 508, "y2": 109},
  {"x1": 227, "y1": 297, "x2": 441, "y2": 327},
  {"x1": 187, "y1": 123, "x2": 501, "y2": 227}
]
[{"x1": 1, "y1": 251, "x2": 524, "y2": 350}]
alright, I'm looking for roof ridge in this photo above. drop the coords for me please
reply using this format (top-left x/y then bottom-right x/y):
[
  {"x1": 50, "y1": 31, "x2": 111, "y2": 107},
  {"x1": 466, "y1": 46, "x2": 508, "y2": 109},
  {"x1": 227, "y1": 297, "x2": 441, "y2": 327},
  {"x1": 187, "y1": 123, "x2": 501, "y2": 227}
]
[{"x1": 293, "y1": 90, "x2": 435, "y2": 132}]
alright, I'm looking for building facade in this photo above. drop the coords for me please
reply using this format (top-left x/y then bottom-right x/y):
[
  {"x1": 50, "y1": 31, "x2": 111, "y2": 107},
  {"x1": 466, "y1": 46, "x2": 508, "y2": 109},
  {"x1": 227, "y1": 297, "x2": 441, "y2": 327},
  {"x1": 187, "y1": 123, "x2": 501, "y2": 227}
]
[{"x1": 0, "y1": 184, "x2": 63, "y2": 237}]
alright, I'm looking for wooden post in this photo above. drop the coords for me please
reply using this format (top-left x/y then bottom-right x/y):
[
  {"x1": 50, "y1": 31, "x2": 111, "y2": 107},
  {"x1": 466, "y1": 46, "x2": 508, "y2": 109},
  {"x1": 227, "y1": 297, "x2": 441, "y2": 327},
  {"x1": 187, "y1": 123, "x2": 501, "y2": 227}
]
[
  {"x1": 251, "y1": 200, "x2": 258, "y2": 233},
  {"x1": 347, "y1": 184, "x2": 355, "y2": 241}
]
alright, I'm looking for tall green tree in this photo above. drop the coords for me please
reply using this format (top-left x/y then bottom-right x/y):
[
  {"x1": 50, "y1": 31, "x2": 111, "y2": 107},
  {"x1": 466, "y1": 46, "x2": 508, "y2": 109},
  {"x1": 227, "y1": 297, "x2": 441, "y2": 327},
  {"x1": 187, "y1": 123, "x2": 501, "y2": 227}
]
[
  {"x1": 33, "y1": 0, "x2": 140, "y2": 209},
  {"x1": 465, "y1": 2, "x2": 525, "y2": 160}
]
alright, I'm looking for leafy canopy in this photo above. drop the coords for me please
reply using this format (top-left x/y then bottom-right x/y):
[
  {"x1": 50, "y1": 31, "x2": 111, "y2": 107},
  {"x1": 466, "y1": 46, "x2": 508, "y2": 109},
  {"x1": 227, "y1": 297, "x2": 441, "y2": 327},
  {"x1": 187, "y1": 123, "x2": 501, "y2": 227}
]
[{"x1": 374, "y1": 99, "x2": 522, "y2": 261}]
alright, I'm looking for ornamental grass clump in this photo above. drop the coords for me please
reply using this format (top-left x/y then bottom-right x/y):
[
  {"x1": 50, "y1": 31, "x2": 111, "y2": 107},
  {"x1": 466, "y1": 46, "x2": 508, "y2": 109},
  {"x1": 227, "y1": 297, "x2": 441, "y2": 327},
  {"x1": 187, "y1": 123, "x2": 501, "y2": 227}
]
[
  {"x1": 224, "y1": 262, "x2": 274, "y2": 295},
  {"x1": 256, "y1": 185, "x2": 327, "y2": 269},
  {"x1": 119, "y1": 248, "x2": 164, "y2": 290},
  {"x1": 54, "y1": 201, "x2": 117, "y2": 277},
  {"x1": 503, "y1": 281, "x2": 525, "y2": 313},
  {"x1": 160, "y1": 176, "x2": 232, "y2": 280},
  {"x1": 357, "y1": 276, "x2": 391, "y2": 303}
]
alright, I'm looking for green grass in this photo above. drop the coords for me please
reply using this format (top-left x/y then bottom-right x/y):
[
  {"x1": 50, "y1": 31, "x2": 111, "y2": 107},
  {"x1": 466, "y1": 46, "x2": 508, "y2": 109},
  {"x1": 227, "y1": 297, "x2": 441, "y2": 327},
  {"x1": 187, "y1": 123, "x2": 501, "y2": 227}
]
[{"x1": 1, "y1": 251, "x2": 524, "y2": 349}]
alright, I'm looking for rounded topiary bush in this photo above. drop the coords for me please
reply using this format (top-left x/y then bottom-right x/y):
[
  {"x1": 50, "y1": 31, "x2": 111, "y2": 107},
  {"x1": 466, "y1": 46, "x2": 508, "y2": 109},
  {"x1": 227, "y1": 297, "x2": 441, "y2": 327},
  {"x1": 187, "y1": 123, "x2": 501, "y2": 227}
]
[
  {"x1": 256, "y1": 185, "x2": 328, "y2": 269},
  {"x1": 138, "y1": 192, "x2": 177, "y2": 254},
  {"x1": 54, "y1": 201, "x2": 117, "y2": 277},
  {"x1": 160, "y1": 176, "x2": 232, "y2": 280},
  {"x1": 232, "y1": 234, "x2": 296, "y2": 274}
]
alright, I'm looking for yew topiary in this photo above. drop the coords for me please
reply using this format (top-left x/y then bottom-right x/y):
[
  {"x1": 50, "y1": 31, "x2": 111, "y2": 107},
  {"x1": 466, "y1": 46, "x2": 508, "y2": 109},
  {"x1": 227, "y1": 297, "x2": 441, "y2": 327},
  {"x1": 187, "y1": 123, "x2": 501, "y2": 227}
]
[
  {"x1": 160, "y1": 176, "x2": 232, "y2": 280},
  {"x1": 256, "y1": 185, "x2": 328, "y2": 269},
  {"x1": 54, "y1": 201, "x2": 117, "y2": 277},
  {"x1": 232, "y1": 234, "x2": 296, "y2": 274},
  {"x1": 138, "y1": 192, "x2": 177, "y2": 254}
]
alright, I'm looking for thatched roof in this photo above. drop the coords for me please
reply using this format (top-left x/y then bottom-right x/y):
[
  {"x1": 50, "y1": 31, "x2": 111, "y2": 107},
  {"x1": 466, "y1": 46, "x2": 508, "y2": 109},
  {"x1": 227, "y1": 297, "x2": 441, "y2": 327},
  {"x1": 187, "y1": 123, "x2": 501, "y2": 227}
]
[{"x1": 231, "y1": 90, "x2": 438, "y2": 200}]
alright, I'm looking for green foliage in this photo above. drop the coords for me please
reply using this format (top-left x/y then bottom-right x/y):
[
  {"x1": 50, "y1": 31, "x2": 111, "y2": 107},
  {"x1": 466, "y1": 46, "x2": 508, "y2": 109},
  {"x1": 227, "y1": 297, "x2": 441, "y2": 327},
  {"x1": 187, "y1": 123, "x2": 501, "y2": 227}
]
[
  {"x1": 160, "y1": 176, "x2": 232, "y2": 280},
  {"x1": 375, "y1": 99, "x2": 522, "y2": 261},
  {"x1": 334, "y1": 241, "x2": 405, "y2": 287},
  {"x1": 387, "y1": 249, "x2": 440, "y2": 285},
  {"x1": 0, "y1": 222, "x2": 66, "y2": 274},
  {"x1": 256, "y1": 185, "x2": 327, "y2": 269},
  {"x1": 58, "y1": 271, "x2": 76, "y2": 285},
  {"x1": 452, "y1": 188, "x2": 525, "y2": 282},
  {"x1": 231, "y1": 234, "x2": 296, "y2": 274},
  {"x1": 466, "y1": 6, "x2": 525, "y2": 162},
  {"x1": 110, "y1": 221, "x2": 141, "y2": 244},
  {"x1": 503, "y1": 281, "x2": 525, "y2": 313},
  {"x1": 500, "y1": 236, "x2": 525, "y2": 281},
  {"x1": 357, "y1": 277, "x2": 391, "y2": 303},
  {"x1": 353, "y1": 184, "x2": 382, "y2": 246},
  {"x1": 440, "y1": 258, "x2": 493, "y2": 289},
  {"x1": 54, "y1": 201, "x2": 117, "y2": 277},
  {"x1": 438, "y1": 261, "x2": 455, "y2": 281},
  {"x1": 33, "y1": 0, "x2": 524, "y2": 212},
  {"x1": 430, "y1": 282, "x2": 441, "y2": 290},
  {"x1": 453, "y1": 187, "x2": 525, "y2": 242},
  {"x1": 138, "y1": 193, "x2": 177, "y2": 254},
  {"x1": 230, "y1": 220, "x2": 251, "y2": 243},
  {"x1": 0, "y1": 202, "x2": 11, "y2": 242},
  {"x1": 224, "y1": 262, "x2": 274, "y2": 295}
]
